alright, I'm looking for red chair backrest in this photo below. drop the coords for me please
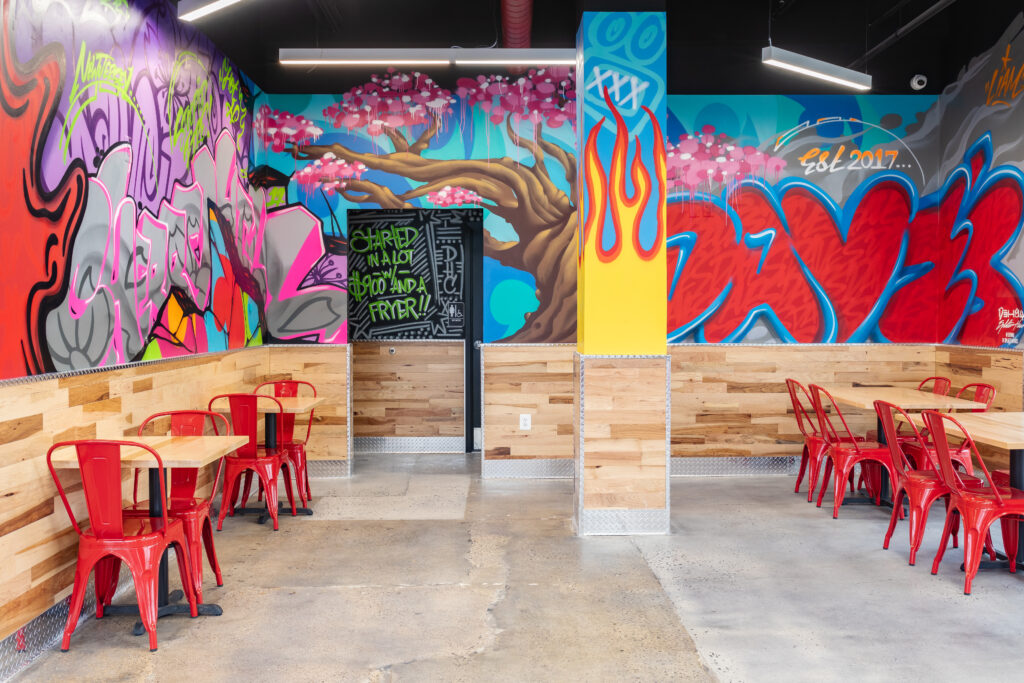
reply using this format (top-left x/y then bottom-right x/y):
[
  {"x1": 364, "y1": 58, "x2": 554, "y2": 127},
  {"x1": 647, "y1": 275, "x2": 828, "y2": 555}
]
[
  {"x1": 918, "y1": 376, "x2": 951, "y2": 395},
  {"x1": 809, "y1": 384, "x2": 862, "y2": 451},
  {"x1": 874, "y1": 401, "x2": 931, "y2": 484},
  {"x1": 46, "y1": 440, "x2": 169, "y2": 538},
  {"x1": 137, "y1": 411, "x2": 229, "y2": 503},
  {"x1": 956, "y1": 383, "x2": 995, "y2": 412},
  {"x1": 922, "y1": 410, "x2": 1001, "y2": 504},
  {"x1": 785, "y1": 379, "x2": 819, "y2": 439},
  {"x1": 208, "y1": 393, "x2": 282, "y2": 457},
  {"x1": 254, "y1": 380, "x2": 317, "y2": 444}
]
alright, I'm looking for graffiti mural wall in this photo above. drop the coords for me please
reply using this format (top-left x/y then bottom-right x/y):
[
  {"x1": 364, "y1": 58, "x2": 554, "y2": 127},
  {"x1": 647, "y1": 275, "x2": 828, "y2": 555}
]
[
  {"x1": 251, "y1": 66, "x2": 578, "y2": 344},
  {"x1": 666, "y1": 15, "x2": 1024, "y2": 347},
  {"x1": 1, "y1": 0, "x2": 282, "y2": 381}
]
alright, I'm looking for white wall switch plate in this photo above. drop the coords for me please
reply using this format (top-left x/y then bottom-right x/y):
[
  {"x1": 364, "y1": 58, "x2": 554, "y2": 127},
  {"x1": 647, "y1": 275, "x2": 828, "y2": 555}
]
[{"x1": 519, "y1": 413, "x2": 532, "y2": 430}]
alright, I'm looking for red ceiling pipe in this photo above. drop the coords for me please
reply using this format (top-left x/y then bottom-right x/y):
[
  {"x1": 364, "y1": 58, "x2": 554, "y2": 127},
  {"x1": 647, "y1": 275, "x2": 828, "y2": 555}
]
[{"x1": 502, "y1": 0, "x2": 532, "y2": 48}]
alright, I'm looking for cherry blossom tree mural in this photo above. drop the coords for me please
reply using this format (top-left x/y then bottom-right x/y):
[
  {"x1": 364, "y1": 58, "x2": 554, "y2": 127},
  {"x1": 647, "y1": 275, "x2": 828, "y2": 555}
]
[{"x1": 253, "y1": 67, "x2": 578, "y2": 342}]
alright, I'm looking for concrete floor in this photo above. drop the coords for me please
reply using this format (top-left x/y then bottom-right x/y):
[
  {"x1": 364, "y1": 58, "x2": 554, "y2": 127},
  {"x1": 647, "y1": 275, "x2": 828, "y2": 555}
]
[
  {"x1": 19, "y1": 454, "x2": 710, "y2": 682},
  {"x1": 19, "y1": 458, "x2": 1024, "y2": 682}
]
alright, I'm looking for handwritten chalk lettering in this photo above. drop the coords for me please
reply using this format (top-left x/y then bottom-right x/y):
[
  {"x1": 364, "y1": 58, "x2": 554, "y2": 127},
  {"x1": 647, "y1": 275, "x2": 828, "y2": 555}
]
[
  {"x1": 349, "y1": 224, "x2": 419, "y2": 254},
  {"x1": 349, "y1": 269, "x2": 388, "y2": 303},
  {"x1": 368, "y1": 297, "x2": 421, "y2": 322}
]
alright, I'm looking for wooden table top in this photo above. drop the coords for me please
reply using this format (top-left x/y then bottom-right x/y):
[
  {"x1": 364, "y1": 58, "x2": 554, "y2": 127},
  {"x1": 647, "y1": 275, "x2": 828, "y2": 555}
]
[
  {"x1": 252, "y1": 395, "x2": 325, "y2": 414},
  {"x1": 820, "y1": 385, "x2": 987, "y2": 411},
  {"x1": 49, "y1": 435, "x2": 248, "y2": 469},
  {"x1": 897, "y1": 412, "x2": 1024, "y2": 451}
]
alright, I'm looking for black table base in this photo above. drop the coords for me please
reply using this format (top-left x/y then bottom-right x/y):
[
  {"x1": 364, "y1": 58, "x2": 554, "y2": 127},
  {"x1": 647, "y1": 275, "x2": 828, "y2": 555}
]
[
  {"x1": 231, "y1": 503, "x2": 314, "y2": 525},
  {"x1": 102, "y1": 589, "x2": 223, "y2": 637}
]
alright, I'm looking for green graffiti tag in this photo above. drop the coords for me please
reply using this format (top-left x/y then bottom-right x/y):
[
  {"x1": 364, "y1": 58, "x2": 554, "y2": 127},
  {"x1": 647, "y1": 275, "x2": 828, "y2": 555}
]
[
  {"x1": 266, "y1": 186, "x2": 287, "y2": 208},
  {"x1": 348, "y1": 224, "x2": 431, "y2": 322},
  {"x1": 167, "y1": 51, "x2": 212, "y2": 166},
  {"x1": 97, "y1": 0, "x2": 130, "y2": 23},
  {"x1": 218, "y1": 57, "x2": 247, "y2": 145},
  {"x1": 61, "y1": 42, "x2": 145, "y2": 160}
]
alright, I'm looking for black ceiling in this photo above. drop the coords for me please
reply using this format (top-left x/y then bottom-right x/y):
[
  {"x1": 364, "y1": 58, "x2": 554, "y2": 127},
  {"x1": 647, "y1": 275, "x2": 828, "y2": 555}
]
[{"x1": 185, "y1": 0, "x2": 1024, "y2": 95}]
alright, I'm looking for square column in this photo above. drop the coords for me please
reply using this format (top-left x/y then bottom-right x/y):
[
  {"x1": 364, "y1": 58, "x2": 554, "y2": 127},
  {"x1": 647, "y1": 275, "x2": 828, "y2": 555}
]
[{"x1": 574, "y1": 11, "x2": 669, "y2": 535}]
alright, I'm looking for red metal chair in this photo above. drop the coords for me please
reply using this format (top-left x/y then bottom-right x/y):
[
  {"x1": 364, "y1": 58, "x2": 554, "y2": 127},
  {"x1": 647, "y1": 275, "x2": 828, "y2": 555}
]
[
  {"x1": 866, "y1": 376, "x2": 951, "y2": 443},
  {"x1": 254, "y1": 380, "x2": 317, "y2": 505},
  {"x1": 957, "y1": 382, "x2": 996, "y2": 412},
  {"x1": 924, "y1": 410, "x2": 1022, "y2": 594},
  {"x1": 875, "y1": 401, "x2": 981, "y2": 564},
  {"x1": 209, "y1": 393, "x2": 295, "y2": 531},
  {"x1": 810, "y1": 384, "x2": 898, "y2": 518},
  {"x1": 122, "y1": 411, "x2": 230, "y2": 603},
  {"x1": 787, "y1": 379, "x2": 861, "y2": 501},
  {"x1": 46, "y1": 440, "x2": 197, "y2": 651}
]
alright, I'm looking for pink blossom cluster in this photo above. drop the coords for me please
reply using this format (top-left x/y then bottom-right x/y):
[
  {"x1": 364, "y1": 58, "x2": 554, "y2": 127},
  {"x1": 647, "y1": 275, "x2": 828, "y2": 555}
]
[
  {"x1": 323, "y1": 69, "x2": 456, "y2": 137},
  {"x1": 455, "y1": 67, "x2": 576, "y2": 128},
  {"x1": 293, "y1": 152, "x2": 367, "y2": 195},
  {"x1": 666, "y1": 125, "x2": 787, "y2": 190},
  {"x1": 254, "y1": 104, "x2": 324, "y2": 153},
  {"x1": 426, "y1": 185, "x2": 482, "y2": 207}
]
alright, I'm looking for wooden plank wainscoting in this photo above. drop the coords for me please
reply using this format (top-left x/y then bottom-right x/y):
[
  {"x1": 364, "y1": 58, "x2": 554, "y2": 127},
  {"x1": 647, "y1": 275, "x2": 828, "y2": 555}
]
[
  {"x1": 0, "y1": 348, "x2": 269, "y2": 641},
  {"x1": 670, "y1": 344, "x2": 937, "y2": 458},
  {"x1": 351, "y1": 341, "x2": 464, "y2": 438},
  {"x1": 934, "y1": 346, "x2": 1024, "y2": 470},
  {"x1": 581, "y1": 357, "x2": 668, "y2": 509},
  {"x1": 266, "y1": 345, "x2": 349, "y2": 460},
  {"x1": 482, "y1": 345, "x2": 575, "y2": 460}
]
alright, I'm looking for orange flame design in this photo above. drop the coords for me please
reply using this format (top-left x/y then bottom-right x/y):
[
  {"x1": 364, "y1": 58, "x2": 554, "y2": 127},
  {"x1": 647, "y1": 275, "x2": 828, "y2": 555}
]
[{"x1": 580, "y1": 88, "x2": 665, "y2": 265}]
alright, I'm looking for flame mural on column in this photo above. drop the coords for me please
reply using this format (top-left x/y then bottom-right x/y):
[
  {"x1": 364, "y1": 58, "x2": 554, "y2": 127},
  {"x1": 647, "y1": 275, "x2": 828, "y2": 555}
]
[{"x1": 577, "y1": 11, "x2": 668, "y2": 355}]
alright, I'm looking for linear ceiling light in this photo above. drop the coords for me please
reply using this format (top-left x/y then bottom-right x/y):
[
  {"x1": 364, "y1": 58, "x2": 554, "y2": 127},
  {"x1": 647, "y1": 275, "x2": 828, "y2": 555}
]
[
  {"x1": 762, "y1": 46, "x2": 871, "y2": 91},
  {"x1": 178, "y1": 0, "x2": 248, "y2": 22},
  {"x1": 279, "y1": 48, "x2": 577, "y2": 67}
]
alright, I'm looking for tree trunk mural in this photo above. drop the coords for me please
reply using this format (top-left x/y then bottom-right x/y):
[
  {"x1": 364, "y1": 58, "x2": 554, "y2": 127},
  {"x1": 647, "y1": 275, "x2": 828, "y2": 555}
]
[{"x1": 259, "y1": 67, "x2": 578, "y2": 342}]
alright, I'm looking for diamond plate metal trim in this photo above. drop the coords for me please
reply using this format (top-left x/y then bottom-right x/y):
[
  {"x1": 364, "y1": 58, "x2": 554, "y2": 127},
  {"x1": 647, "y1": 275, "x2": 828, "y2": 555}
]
[
  {"x1": 578, "y1": 508, "x2": 670, "y2": 535},
  {"x1": 0, "y1": 565, "x2": 131, "y2": 681},
  {"x1": 482, "y1": 458, "x2": 574, "y2": 479},
  {"x1": 670, "y1": 456, "x2": 799, "y2": 476},
  {"x1": 352, "y1": 436, "x2": 465, "y2": 453},
  {"x1": 306, "y1": 460, "x2": 350, "y2": 478}
]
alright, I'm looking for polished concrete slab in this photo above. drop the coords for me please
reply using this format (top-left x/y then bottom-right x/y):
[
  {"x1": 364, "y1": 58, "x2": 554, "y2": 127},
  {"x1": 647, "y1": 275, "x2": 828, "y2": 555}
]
[
  {"x1": 641, "y1": 476, "x2": 1024, "y2": 682},
  {"x1": 18, "y1": 453, "x2": 710, "y2": 682}
]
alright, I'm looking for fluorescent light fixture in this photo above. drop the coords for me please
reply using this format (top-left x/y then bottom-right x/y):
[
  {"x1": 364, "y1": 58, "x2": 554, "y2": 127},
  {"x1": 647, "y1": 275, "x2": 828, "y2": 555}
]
[
  {"x1": 178, "y1": 0, "x2": 247, "y2": 22},
  {"x1": 762, "y1": 45, "x2": 871, "y2": 91},
  {"x1": 279, "y1": 48, "x2": 577, "y2": 67}
]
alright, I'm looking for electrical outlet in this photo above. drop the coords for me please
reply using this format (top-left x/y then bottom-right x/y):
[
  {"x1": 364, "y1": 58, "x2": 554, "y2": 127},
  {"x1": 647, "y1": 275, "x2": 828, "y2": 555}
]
[{"x1": 519, "y1": 413, "x2": 532, "y2": 430}]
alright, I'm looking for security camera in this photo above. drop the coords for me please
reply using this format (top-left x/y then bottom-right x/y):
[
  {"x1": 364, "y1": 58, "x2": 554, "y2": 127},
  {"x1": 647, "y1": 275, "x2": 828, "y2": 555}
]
[{"x1": 910, "y1": 74, "x2": 928, "y2": 90}]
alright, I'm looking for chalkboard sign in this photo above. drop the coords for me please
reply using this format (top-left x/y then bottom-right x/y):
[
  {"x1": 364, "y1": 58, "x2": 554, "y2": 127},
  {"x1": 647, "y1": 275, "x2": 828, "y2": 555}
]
[{"x1": 347, "y1": 209, "x2": 476, "y2": 340}]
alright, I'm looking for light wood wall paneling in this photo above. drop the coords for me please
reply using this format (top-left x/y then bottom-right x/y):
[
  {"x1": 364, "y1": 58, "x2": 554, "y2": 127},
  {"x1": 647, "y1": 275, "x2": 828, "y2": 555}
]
[
  {"x1": 266, "y1": 345, "x2": 349, "y2": 461},
  {"x1": 670, "y1": 345, "x2": 936, "y2": 458},
  {"x1": 351, "y1": 341, "x2": 464, "y2": 437},
  {"x1": 482, "y1": 345, "x2": 575, "y2": 460},
  {"x1": 934, "y1": 347, "x2": 1024, "y2": 470},
  {"x1": 581, "y1": 357, "x2": 668, "y2": 509},
  {"x1": 0, "y1": 348, "x2": 269, "y2": 641}
]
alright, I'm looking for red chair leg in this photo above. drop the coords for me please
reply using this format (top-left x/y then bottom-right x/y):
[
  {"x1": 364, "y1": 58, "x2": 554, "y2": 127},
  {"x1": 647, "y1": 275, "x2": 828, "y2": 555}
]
[
  {"x1": 202, "y1": 516, "x2": 224, "y2": 587},
  {"x1": 1002, "y1": 517, "x2": 1019, "y2": 573},
  {"x1": 239, "y1": 471, "x2": 254, "y2": 509},
  {"x1": 816, "y1": 459, "x2": 833, "y2": 508},
  {"x1": 217, "y1": 466, "x2": 242, "y2": 531},
  {"x1": 93, "y1": 556, "x2": 121, "y2": 618},
  {"x1": 170, "y1": 538, "x2": 199, "y2": 617},
  {"x1": 181, "y1": 515, "x2": 206, "y2": 604},
  {"x1": 883, "y1": 487, "x2": 903, "y2": 550},
  {"x1": 61, "y1": 551, "x2": 100, "y2": 651},
  {"x1": 794, "y1": 446, "x2": 809, "y2": 493},
  {"x1": 832, "y1": 463, "x2": 852, "y2": 519},
  {"x1": 254, "y1": 465, "x2": 281, "y2": 531},
  {"x1": 932, "y1": 507, "x2": 958, "y2": 575},
  {"x1": 281, "y1": 462, "x2": 297, "y2": 516},
  {"x1": 126, "y1": 556, "x2": 160, "y2": 651}
]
